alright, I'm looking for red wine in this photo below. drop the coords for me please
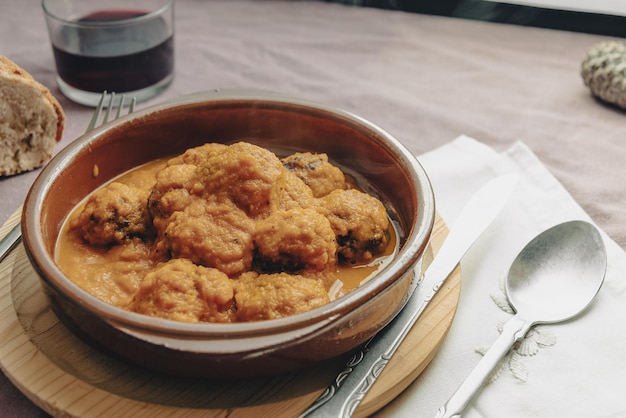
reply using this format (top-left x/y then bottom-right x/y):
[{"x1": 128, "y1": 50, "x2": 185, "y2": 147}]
[{"x1": 51, "y1": 9, "x2": 174, "y2": 93}]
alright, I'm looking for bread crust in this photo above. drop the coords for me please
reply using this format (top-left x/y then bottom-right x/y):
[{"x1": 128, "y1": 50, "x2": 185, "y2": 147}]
[{"x1": 0, "y1": 56, "x2": 65, "y2": 176}]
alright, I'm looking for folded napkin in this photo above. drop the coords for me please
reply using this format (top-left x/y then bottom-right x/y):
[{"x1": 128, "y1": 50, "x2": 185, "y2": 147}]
[{"x1": 375, "y1": 136, "x2": 626, "y2": 418}]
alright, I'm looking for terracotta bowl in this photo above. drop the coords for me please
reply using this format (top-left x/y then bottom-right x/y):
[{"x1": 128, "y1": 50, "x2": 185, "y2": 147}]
[{"x1": 22, "y1": 89, "x2": 435, "y2": 379}]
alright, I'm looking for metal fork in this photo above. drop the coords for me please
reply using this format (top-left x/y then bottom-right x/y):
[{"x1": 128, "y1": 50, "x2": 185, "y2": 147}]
[
  {"x1": 0, "y1": 91, "x2": 136, "y2": 264},
  {"x1": 85, "y1": 91, "x2": 136, "y2": 132}
]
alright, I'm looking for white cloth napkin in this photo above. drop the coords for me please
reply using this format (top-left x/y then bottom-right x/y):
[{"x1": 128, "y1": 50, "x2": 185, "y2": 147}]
[{"x1": 375, "y1": 136, "x2": 626, "y2": 418}]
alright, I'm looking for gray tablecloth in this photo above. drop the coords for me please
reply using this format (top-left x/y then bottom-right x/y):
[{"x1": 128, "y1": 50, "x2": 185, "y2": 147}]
[{"x1": 2, "y1": 1, "x2": 625, "y2": 416}]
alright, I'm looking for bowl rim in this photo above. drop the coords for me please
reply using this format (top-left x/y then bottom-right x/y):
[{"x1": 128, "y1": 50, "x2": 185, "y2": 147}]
[{"x1": 22, "y1": 89, "x2": 435, "y2": 339}]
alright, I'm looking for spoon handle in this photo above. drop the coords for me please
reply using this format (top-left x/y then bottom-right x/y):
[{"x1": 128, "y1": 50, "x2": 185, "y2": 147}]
[{"x1": 435, "y1": 314, "x2": 532, "y2": 418}]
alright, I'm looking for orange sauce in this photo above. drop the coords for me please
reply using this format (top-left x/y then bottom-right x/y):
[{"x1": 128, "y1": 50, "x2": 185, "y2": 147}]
[{"x1": 55, "y1": 152, "x2": 398, "y2": 315}]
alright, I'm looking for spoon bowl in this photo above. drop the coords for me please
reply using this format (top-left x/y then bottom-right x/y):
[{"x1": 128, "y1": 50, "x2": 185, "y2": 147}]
[
  {"x1": 507, "y1": 220, "x2": 607, "y2": 323},
  {"x1": 437, "y1": 220, "x2": 607, "y2": 418}
]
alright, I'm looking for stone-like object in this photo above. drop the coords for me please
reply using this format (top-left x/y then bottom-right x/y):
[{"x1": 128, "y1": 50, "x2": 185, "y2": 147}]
[{"x1": 581, "y1": 41, "x2": 626, "y2": 109}]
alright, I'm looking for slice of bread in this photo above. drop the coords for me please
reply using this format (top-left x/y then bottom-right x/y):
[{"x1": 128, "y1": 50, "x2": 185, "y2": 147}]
[{"x1": 0, "y1": 56, "x2": 65, "y2": 176}]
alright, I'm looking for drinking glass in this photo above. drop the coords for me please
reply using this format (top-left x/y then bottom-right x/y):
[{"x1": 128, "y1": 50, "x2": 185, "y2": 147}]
[{"x1": 42, "y1": 0, "x2": 175, "y2": 106}]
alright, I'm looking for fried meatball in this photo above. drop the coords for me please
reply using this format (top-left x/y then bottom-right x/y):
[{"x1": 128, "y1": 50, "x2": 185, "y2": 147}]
[
  {"x1": 234, "y1": 272, "x2": 330, "y2": 321},
  {"x1": 163, "y1": 198, "x2": 255, "y2": 276},
  {"x1": 167, "y1": 142, "x2": 228, "y2": 166},
  {"x1": 282, "y1": 152, "x2": 346, "y2": 197},
  {"x1": 148, "y1": 143, "x2": 248, "y2": 227},
  {"x1": 148, "y1": 163, "x2": 199, "y2": 229},
  {"x1": 196, "y1": 141, "x2": 286, "y2": 217},
  {"x1": 254, "y1": 208, "x2": 337, "y2": 273},
  {"x1": 317, "y1": 188, "x2": 390, "y2": 263},
  {"x1": 130, "y1": 258, "x2": 235, "y2": 323},
  {"x1": 71, "y1": 182, "x2": 152, "y2": 246},
  {"x1": 275, "y1": 171, "x2": 316, "y2": 211}
]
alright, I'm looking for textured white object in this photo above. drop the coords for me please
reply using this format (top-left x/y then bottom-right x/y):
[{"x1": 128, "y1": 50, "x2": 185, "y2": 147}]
[{"x1": 581, "y1": 41, "x2": 626, "y2": 109}]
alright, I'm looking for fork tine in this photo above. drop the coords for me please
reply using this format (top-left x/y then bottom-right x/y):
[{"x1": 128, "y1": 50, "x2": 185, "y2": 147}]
[
  {"x1": 85, "y1": 91, "x2": 137, "y2": 133},
  {"x1": 85, "y1": 91, "x2": 107, "y2": 133},
  {"x1": 103, "y1": 92, "x2": 115, "y2": 124},
  {"x1": 115, "y1": 94, "x2": 126, "y2": 119}
]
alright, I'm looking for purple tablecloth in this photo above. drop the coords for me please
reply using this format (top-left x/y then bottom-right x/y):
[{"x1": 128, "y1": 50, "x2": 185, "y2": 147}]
[{"x1": 2, "y1": 1, "x2": 625, "y2": 416}]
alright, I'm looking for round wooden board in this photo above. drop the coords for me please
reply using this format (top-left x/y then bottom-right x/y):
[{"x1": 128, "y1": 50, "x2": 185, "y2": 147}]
[{"x1": 0, "y1": 209, "x2": 460, "y2": 418}]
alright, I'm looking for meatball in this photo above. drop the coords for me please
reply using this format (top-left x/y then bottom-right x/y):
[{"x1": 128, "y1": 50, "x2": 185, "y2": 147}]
[
  {"x1": 71, "y1": 182, "x2": 152, "y2": 246},
  {"x1": 282, "y1": 152, "x2": 346, "y2": 197},
  {"x1": 254, "y1": 208, "x2": 337, "y2": 273},
  {"x1": 275, "y1": 171, "x2": 316, "y2": 211},
  {"x1": 149, "y1": 141, "x2": 285, "y2": 226},
  {"x1": 163, "y1": 198, "x2": 255, "y2": 276},
  {"x1": 130, "y1": 258, "x2": 235, "y2": 323},
  {"x1": 196, "y1": 141, "x2": 286, "y2": 218},
  {"x1": 148, "y1": 163, "x2": 198, "y2": 231},
  {"x1": 317, "y1": 188, "x2": 390, "y2": 263},
  {"x1": 234, "y1": 272, "x2": 330, "y2": 321},
  {"x1": 167, "y1": 142, "x2": 228, "y2": 166}
]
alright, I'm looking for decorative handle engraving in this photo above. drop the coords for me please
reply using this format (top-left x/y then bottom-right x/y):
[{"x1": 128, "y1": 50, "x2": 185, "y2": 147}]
[
  {"x1": 299, "y1": 272, "x2": 439, "y2": 418},
  {"x1": 302, "y1": 344, "x2": 372, "y2": 415}
]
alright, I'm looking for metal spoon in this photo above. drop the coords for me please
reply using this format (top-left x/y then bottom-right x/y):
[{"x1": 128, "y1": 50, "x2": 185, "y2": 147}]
[{"x1": 436, "y1": 220, "x2": 607, "y2": 418}]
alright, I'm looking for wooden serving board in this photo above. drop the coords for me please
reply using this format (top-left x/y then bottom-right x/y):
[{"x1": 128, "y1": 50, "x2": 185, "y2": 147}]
[{"x1": 0, "y1": 209, "x2": 460, "y2": 418}]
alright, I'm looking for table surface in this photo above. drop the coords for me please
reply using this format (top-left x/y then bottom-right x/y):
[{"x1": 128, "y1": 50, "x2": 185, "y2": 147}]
[{"x1": 2, "y1": 1, "x2": 625, "y2": 416}]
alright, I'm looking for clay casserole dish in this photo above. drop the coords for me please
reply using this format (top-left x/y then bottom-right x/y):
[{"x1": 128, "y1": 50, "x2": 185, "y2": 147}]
[{"x1": 21, "y1": 90, "x2": 435, "y2": 378}]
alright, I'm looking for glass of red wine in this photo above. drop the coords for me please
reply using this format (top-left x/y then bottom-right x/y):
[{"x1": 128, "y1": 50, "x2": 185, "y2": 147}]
[{"x1": 42, "y1": 0, "x2": 174, "y2": 106}]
